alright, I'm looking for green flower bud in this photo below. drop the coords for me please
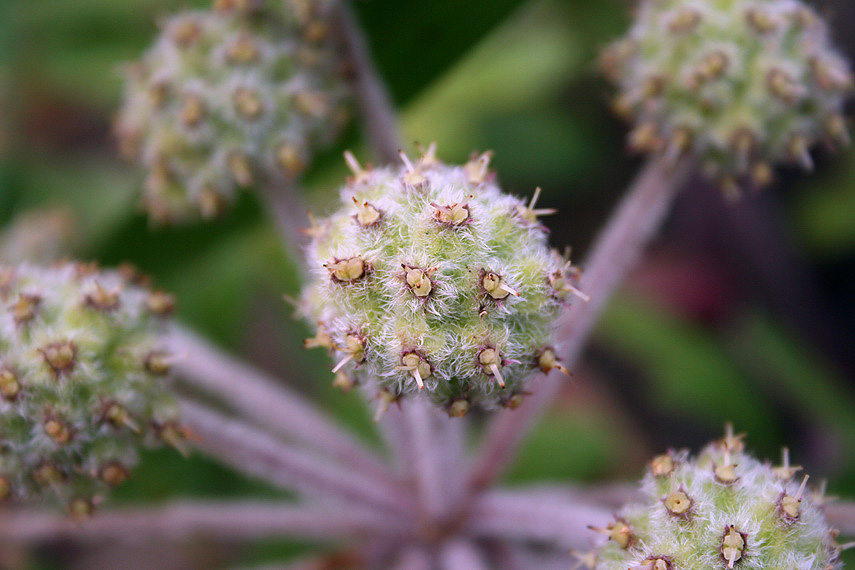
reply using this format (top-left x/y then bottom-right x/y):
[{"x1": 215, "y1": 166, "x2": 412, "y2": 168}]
[
  {"x1": 0, "y1": 262, "x2": 181, "y2": 512},
  {"x1": 300, "y1": 147, "x2": 585, "y2": 416},
  {"x1": 603, "y1": 0, "x2": 852, "y2": 192},
  {"x1": 116, "y1": 0, "x2": 350, "y2": 222}
]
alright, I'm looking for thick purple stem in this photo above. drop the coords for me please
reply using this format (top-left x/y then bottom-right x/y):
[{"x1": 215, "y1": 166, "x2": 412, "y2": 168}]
[
  {"x1": 181, "y1": 401, "x2": 416, "y2": 519},
  {"x1": 0, "y1": 501, "x2": 403, "y2": 543}
]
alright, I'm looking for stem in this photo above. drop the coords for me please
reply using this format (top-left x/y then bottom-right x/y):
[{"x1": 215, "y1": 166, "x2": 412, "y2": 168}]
[
  {"x1": 403, "y1": 398, "x2": 467, "y2": 523},
  {"x1": 376, "y1": 403, "x2": 415, "y2": 476},
  {"x1": 274, "y1": 542, "x2": 397, "y2": 570},
  {"x1": 826, "y1": 500, "x2": 855, "y2": 536},
  {"x1": 181, "y1": 400, "x2": 415, "y2": 518},
  {"x1": 499, "y1": 547, "x2": 580, "y2": 570},
  {"x1": 466, "y1": 489, "x2": 612, "y2": 549},
  {"x1": 468, "y1": 156, "x2": 691, "y2": 493},
  {"x1": 485, "y1": 482, "x2": 639, "y2": 512},
  {"x1": 333, "y1": 2, "x2": 402, "y2": 162},
  {"x1": 256, "y1": 174, "x2": 310, "y2": 272},
  {"x1": 169, "y1": 325, "x2": 395, "y2": 485},
  {"x1": 392, "y1": 546, "x2": 435, "y2": 570},
  {"x1": 482, "y1": 542, "x2": 532, "y2": 570},
  {"x1": 439, "y1": 539, "x2": 490, "y2": 570},
  {"x1": 441, "y1": 408, "x2": 467, "y2": 512},
  {"x1": 0, "y1": 501, "x2": 402, "y2": 543}
]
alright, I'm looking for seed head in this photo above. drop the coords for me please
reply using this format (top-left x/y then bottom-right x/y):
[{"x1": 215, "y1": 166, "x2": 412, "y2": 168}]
[
  {"x1": 301, "y1": 148, "x2": 583, "y2": 414},
  {"x1": 0, "y1": 262, "x2": 181, "y2": 510},
  {"x1": 603, "y1": 0, "x2": 852, "y2": 191},
  {"x1": 592, "y1": 430, "x2": 843, "y2": 569},
  {"x1": 116, "y1": 0, "x2": 351, "y2": 222}
]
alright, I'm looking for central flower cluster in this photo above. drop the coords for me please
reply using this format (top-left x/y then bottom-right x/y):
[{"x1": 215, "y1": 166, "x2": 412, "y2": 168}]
[{"x1": 301, "y1": 148, "x2": 583, "y2": 416}]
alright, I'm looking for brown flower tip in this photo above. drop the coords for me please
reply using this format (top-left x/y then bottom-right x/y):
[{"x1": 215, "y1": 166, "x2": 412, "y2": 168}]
[
  {"x1": 39, "y1": 341, "x2": 77, "y2": 377},
  {"x1": 663, "y1": 488, "x2": 694, "y2": 518},
  {"x1": 146, "y1": 290, "x2": 176, "y2": 316},
  {"x1": 99, "y1": 462, "x2": 130, "y2": 487},
  {"x1": 325, "y1": 256, "x2": 367, "y2": 283},
  {"x1": 83, "y1": 282, "x2": 121, "y2": 312},
  {"x1": 0, "y1": 367, "x2": 21, "y2": 401},
  {"x1": 589, "y1": 518, "x2": 634, "y2": 549},
  {"x1": 448, "y1": 399, "x2": 470, "y2": 418},
  {"x1": 478, "y1": 347, "x2": 505, "y2": 387},
  {"x1": 10, "y1": 293, "x2": 41, "y2": 325},
  {"x1": 44, "y1": 416, "x2": 73, "y2": 445},
  {"x1": 720, "y1": 525, "x2": 747, "y2": 568}
]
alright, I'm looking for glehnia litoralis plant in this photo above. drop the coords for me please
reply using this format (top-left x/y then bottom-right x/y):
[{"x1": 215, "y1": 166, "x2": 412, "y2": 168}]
[{"x1": 3, "y1": 0, "x2": 855, "y2": 568}]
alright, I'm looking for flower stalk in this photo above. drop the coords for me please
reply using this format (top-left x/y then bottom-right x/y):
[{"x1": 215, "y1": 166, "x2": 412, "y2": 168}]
[
  {"x1": 169, "y1": 325, "x2": 395, "y2": 485},
  {"x1": 180, "y1": 400, "x2": 416, "y2": 518},
  {"x1": 467, "y1": 489, "x2": 612, "y2": 550},
  {"x1": 332, "y1": 1, "x2": 402, "y2": 162},
  {"x1": 0, "y1": 501, "x2": 403, "y2": 543}
]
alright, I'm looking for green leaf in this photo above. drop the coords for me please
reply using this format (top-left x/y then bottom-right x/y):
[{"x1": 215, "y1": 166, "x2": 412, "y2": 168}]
[
  {"x1": 506, "y1": 409, "x2": 625, "y2": 482},
  {"x1": 354, "y1": 0, "x2": 527, "y2": 104},
  {"x1": 401, "y1": 1, "x2": 583, "y2": 163},
  {"x1": 794, "y1": 153, "x2": 855, "y2": 256},
  {"x1": 731, "y1": 313, "x2": 855, "y2": 470},
  {"x1": 598, "y1": 295, "x2": 777, "y2": 443}
]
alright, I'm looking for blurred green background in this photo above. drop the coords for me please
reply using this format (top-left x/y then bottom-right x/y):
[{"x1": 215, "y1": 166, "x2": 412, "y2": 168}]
[{"x1": 2, "y1": 0, "x2": 854, "y2": 567}]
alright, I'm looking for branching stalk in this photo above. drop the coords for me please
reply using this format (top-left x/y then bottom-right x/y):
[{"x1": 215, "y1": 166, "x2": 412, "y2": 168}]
[
  {"x1": 500, "y1": 547, "x2": 580, "y2": 570},
  {"x1": 484, "y1": 483, "x2": 639, "y2": 512},
  {"x1": 468, "y1": 156, "x2": 692, "y2": 493},
  {"x1": 0, "y1": 501, "x2": 403, "y2": 543},
  {"x1": 181, "y1": 400, "x2": 416, "y2": 518},
  {"x1": 826, "y1": 500, "x2": 855, "y2": 536},
  {"x1": 375, "y1": 404, "x2": 415, "y2": 476},
  {"x1": 439, "y1": 539, "x2": 490, "y2": 570},
  {"x1": 333, "y1": 2, "x2": 402, "y2": 162},
  {"x1": 482, "y1": 542, "x2": 535, "y2": 570},
  {"x1": 392, "y1": 546, "x2": 435, "y2": 570},
  {"x1": 169, "y1": 325, "x2": 395, "y2": 485},
  {"x1": 466, "y1": 489, "x2": 613, "y2": 549},
  {"x1": 403, "y1": 398, "x2": 467, "y2": 522},
  {"x1": 256, "y1": 173, "x2": 310, "y2": 271}
]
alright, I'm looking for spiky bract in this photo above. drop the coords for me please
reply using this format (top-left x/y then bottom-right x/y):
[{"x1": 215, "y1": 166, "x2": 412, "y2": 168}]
[
  {"x1": 603, "y1": 0, "x2": 852, "y2": 190},
  {"x1": 593, "y1": 430, "x2": 843, "y2": 569},
  {"x1": 116, "y1": 0, "x2": 350, "y2": 222},
  {"x1": 0, "y1": 262, "x2": 180, "y2": 514},
  {"x1": 301, "y1": 148, "x2": 582, "y2": 416}
]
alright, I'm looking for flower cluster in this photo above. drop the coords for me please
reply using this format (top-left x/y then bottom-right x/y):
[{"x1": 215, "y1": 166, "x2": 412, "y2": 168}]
[
  {"x1": 591, "y1": 428, "x2": 843, "y2": 569},
  {"x1": 300, "y1": 147, "x2": 586, "y2": 417},
  {"x1": 116, "y1": 0, "x2": 350, "y2": 222},
  {"x1": 0, "y1": 262, "x2": 180, "y2": 515},
  {"x1": 603, "y1": 0, "x2": 852, "y2": 192}
]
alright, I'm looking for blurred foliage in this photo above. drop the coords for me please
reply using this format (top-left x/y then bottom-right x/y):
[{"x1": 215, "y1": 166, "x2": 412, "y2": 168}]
[{"x1": 2, "y1": 0, "x2": 854, "y2": 567}]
